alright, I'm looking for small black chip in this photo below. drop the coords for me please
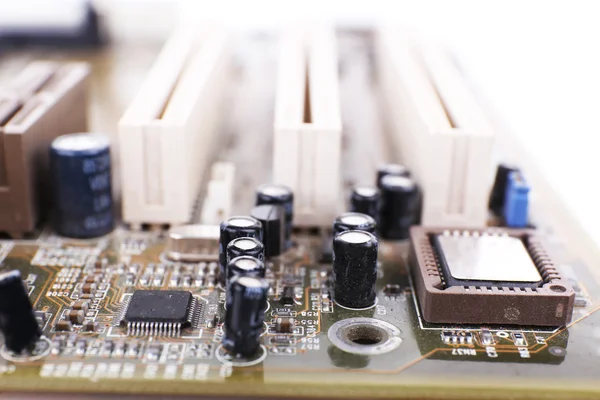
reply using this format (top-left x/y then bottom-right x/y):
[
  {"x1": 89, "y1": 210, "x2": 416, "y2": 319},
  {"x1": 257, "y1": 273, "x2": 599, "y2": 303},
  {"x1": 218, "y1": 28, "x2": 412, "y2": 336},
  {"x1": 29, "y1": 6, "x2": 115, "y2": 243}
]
[{"x1": 120, "y1": 290, "x2": 198, "y2": 336}]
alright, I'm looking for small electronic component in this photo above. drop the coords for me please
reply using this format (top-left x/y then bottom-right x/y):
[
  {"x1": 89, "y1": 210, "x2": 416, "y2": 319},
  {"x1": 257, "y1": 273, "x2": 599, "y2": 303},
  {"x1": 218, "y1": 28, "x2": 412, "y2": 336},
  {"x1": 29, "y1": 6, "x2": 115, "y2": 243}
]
[
  {"x1": 226, "y1": 237, "x2": 265, "y2": 264},
  {"x1": 332, "y1": 212, "x2": 377, "y2": 236},
  {"x1": 332, "y1": 230, "x2": 378, "y2": 309},
  {"x1": 50, "y1": 132, "x2": 113, "y2": 238},
  {"x1": 226, "y1": 256, "x2": 266, "y2": 288},
  {"x1": 479, "y1": 328, "x2": 494, "y2": 346},
  {"x1": 82, "y1": 321, "x2": 98, "y2": 332},
  {"x1": 275, "y1": 317, "x2": 295, "y2": 334},
  {"x1": 349, "y1": 185, "x2": 380, "y2": 223},
  {"x1": 72, "y1": 300, "x2": 90, "y2": 312},
  {"x1": 256, "y1": 184, "x2": 294, "y2": 249},
  {"x1": 489, "y1": 163, "x2": 520, "y2": 216},
  {"x1": 379, "y1": 175, "x2": 419, "y2": 240},
  {"x1": 0, "y1": 270, "x2": 41, "y2": 353},
  {"x1": 250, "y1": 205, "x2": 284, "y2": 258},
  {"x1": 219, "y1": 216, "x2": 263, "y2": 285},
  {"x1": 512, "y1": 332, "x2": 527, "y2": 347},
  {"x1": 409, "y1": 227, "x2": 575, "y2": 325},
  {"x1": 441, "y1": 330, "x2": 473, "y2": 345},
  {"x1": 0, "y1": 61, "x2": 89, "y2": 237},
  {"x1": 279, "y1": 286, "x2": 295, "y2": 306},
  {"x1": 222, "y1": 275, "x2": 269, "y2": 357},
  {"x1": 67, "y1": 310, "x2": 85, "y2": 324},
  {"x1": 55, "y1": 320, "x2": 73, "y2": 332},
  {"x1": 376, "y1": 163, "x2": 410, "y2": 187},
  {"x1": 119, "y1": 290, "x2": 198, "y2": 336},
  {"x1": 166, "y1": 224, "x2": 219, "y2": 262},
  {"x1": 503, "y1": 171, "x2": 530, "y2": 228}
]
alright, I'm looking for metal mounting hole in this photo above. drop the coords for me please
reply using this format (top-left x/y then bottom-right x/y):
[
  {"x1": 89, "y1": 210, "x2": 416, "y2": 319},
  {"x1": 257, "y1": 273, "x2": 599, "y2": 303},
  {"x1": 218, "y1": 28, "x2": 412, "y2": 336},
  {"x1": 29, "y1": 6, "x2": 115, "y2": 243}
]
[
  {"x1": 550, "y1": 285, "x2": 567, "y2": 293},
  {"x1": 346, "y1": 325, "x2": 386, "y2": 345},
  {"x1": 328, "y1": 318, "x2": 402, "y2": 355}
]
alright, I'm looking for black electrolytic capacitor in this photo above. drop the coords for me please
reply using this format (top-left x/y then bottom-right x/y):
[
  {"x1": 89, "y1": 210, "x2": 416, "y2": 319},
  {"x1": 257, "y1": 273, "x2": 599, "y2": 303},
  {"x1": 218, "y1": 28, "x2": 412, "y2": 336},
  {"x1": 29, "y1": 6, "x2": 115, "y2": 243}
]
[
  {"x1": 379, "y1": 175, "x2": 420, "y2": 240},
  {"x1": 250, "y1": 205, "x2": 284, "y2": 258},
  {"x1": 219, "y1": 216, "x2": 263, "y2": 285},
  {"x1": 350, "y1": 185, "x2": 380, "y2": 222},
  {"x1": 489, "y1": 163, "x2": 520, "y2": 216},
  {"x1": 226, "y1": 256, "x2": 266, "y2": 288},
  {"x1": 223, "y1": 275, "x2": 269, "y2": 357},
  {"x1": 376, "y1": 163, "x2": 410, "y2": 188},
  {"x1": 50, "y1": 133, "x2": 114, "y2": 238},
  {"x1": 256, "y1": 184, "x2": 294, "y2": 250},
  {"x1": 227, "y1": 237, "x2": 265, "y2": 264},
  {"x1": 332, "y1": 230, "x2": 378, "y2": 309},
  {"x1": 333, "y1": 212, "x2": 377, "y2": 236},
  {"x1": 0, "y1": 270, "x2": 41, "y2": 353}
]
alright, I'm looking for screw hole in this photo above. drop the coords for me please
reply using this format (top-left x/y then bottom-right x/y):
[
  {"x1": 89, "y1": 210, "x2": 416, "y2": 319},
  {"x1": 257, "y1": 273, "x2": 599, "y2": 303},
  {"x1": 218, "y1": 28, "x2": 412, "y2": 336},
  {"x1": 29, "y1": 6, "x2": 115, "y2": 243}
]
[
  {"x1": 345, "y1": 325, "x2": 385, "y2": 346},
  {"x1": 550, "y1": 285, "x2": 567, "y2": 293}
]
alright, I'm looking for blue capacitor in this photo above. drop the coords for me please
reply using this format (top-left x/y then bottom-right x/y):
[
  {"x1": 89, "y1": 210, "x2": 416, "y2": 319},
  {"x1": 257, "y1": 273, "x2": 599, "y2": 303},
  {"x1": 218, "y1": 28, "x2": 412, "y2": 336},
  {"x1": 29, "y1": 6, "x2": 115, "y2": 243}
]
[
  {"x1": 50, "y1": 133, "x2": 114, "y2": 238},
  {"x1": 503, "y1": 171, "x2": 530, "y2": 228}
]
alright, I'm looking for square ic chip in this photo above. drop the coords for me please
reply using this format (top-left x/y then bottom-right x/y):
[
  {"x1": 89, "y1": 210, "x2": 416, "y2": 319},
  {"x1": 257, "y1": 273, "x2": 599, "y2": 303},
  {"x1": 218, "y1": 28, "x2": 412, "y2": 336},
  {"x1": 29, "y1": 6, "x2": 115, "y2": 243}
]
[
  {"x1": 409, "y1": 227, "x2": 575, "y2": 326},
  {"x1": 119, "y1": 290, "x2": 198, "y2": 336}
]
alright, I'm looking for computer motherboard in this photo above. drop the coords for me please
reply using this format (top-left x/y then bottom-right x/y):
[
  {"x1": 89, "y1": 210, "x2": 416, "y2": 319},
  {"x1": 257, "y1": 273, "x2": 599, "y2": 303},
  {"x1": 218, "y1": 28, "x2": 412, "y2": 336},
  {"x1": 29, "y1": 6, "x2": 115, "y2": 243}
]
[{"x1": 0, "y1": 30, "x2": 598, "y2": 400}]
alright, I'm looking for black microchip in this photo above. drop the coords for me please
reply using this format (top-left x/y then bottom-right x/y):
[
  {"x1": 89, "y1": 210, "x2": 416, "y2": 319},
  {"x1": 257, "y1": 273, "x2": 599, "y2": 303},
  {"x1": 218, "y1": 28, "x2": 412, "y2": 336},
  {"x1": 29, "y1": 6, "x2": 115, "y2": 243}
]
[
  {"x1": 280, "y1": 286, "x2": 295, "y2": 306},
  {"x1": 124, "y1": 290, "x2": 193, "y2": 325}
]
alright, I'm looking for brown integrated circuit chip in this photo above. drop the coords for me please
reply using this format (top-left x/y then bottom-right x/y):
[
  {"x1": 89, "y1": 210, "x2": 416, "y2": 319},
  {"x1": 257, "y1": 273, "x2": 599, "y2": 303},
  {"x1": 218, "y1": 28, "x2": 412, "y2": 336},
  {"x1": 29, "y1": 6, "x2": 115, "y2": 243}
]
[{"x1": 409, "y1": 227, "x2": 575, "y2": 326}]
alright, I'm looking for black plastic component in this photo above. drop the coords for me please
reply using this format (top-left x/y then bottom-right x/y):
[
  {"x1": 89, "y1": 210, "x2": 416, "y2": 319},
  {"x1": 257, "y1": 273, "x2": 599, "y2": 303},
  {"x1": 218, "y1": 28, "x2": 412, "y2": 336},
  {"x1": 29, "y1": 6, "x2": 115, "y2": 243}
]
[
  {"x1": 489, "y1": 163, "x2": 520, "y2": 216},
  {"x1": 123, "y1": 290, "x2": 193, "y2": 324},
  {"x1": 256, "y1": 184, "x2": 294, "y2": 250},
  {"x1": 219, "y1": 216, "x2": 263, "y2": 285},
  {"x1": 223, "y1": 275, "x2": 269, "y2": 357},
  {"x1": 333, "y1": 212, "x2": 377, "y2": 236},
  {"x1": 332, "y1": 230, "x2": 378, "y2": 309},
  {"x1": 350, "y1": 185, "x2": 380, "y2": 222},
  {"x1": 0, "y1": 270, "x2": 41, "y2": 353},
  {"x1": 227, "y1": 237, "x2": 265, "y2": 264},
  {"x1": 226, "y1": 256, "x2": 266, "y2": 288},
  {"x1": 279, "y1": 286, "x2": 295, "y2": 306},
  {"x1": 379, "y1": 175, "x2": 420, "y2": 240},
  {"x1": 50, "y1": 133, "x2": 114, "y2": 239},
  {"x1": 0, "y1": 3, "x2": 104, "y2": 50},
  {"x1": 250, "y1": 205, "x2": 284, "y2": 258},
  {"x1": 376, "y1": 163, "x2": 410, "y2": 188},
  {"x1": 319, "y1": 231, "x2": 334, "y2": 263}
]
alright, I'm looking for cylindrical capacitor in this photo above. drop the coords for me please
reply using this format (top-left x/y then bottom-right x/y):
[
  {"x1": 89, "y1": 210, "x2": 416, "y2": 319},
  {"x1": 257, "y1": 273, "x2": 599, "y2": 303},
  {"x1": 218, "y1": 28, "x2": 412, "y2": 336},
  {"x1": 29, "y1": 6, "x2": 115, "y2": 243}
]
[
  {"x1": 50, "y1": 133, "x2": 114, "y2": 238},
  {"x1": 222, "y1": 275, "x2": 269, "y2": 357},
  {"x1": 379, "y1": 175, "x2": 420, "y2": 240},
  {"x1": 332, "y1": 230, "x2": 378, "y2": 309},
  {"x1": 227, "y1": 237, "x2": 265, "y2": 264},
  {"x1": 250, "y1": 205, "x2": 284, "y2": 258},
  {"x1": 333, "y1": 212, "x2": 377, "y2": 236},
  {"x1": 376, "y1": 163, "x2": 411, "y2": 188},
  {"x1": 255, "y1": 184, "x2": 294, "y2": 250},
  {"x1": 0, "y1": 270, "x2": 41, "y2": 353},
  {"x1": 219, "y1": 216, "x2": 263, "y2": 285},
  {"x1": 226, "y1": 256, "x2": 266, "y2": 287},
  {"x1": 350, "y1": 185, "x2": 380, "y2": 222}
]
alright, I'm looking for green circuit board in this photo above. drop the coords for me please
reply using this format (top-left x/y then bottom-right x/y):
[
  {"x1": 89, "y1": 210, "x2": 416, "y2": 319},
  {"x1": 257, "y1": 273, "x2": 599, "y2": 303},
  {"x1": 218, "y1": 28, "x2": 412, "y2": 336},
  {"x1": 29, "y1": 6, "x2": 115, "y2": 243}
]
[
  {"x1": 1, "y1": 31, "x2": 599, "y2": 400},
  {"x1": 0, "y1": 223, "x2": 597, "y2": 399}
]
